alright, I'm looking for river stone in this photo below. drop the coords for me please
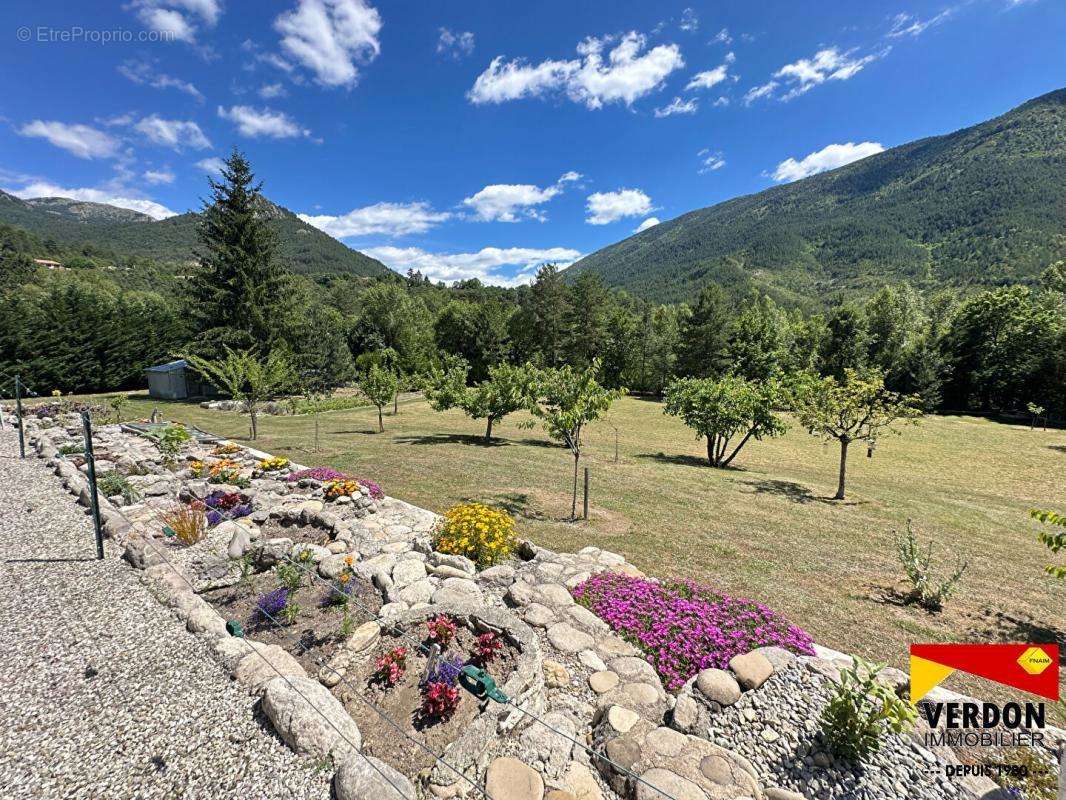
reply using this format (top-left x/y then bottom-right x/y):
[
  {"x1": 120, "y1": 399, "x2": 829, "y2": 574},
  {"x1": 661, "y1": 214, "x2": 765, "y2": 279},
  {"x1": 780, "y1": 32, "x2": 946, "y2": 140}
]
[
  {"x1": 319, "y1": 553, "x2": 353, "y2": 579},
  {"x1": 563, "y1": 763, "x2": 604, "y2": 800},
  {"x1": 523, "y1": 603, "x2": 556, "y2": 628},
  {"x1": 728, "y1": 651, "x2": 773, "y2": 691},
  {"x1": 546, "y1": 623, "x2": 594, "y2": 653},
  {"x1": 292, "y1": 542, "x2": 331, "y2": 563},
  {"x1": 696, "y1": 669, "x2": 741, "y2": 707},
  {"x1": 764, "y1": 788, "x2": 806, "y2": 800},
  {"x1": 478, "y1": 564, "x2": 516, "y2": 586},
  {"x1": 636, "y1": 769, "x2": 708, "y2": 800},
  {"x1": 334, "y1": 754, "x2": 415, "y2": 800},
  {"x1": 392, "y1": 559, "x2": 427, "y2": 588},
  {"x1": 546, "y1": 793, "x2": 577, "y2": 800},
  {"x1": 262, "y1": 676, "x2": 361, "y2": 762},
  {"x1": 606, "y1": 705, "x2": 640, "y2": 734},
  {"x1": 486, "y1": 756, "x2": 544, "y2": 800},
  {"x1": 544, "y1": 660, "x2": 571, "y2": 688},
  {"x1": 397, "y1": 579, "x2": 435, "y2": 606},
  {"x1": 532, "y1": 583, "x2": 574, "y2": 608},
  {"x1": 254, "y1": 537, "x2": 293, "y2": 569},
  {"x1": 589, "y1": 671, "x2": 619, "y2": 694},
  {"x1": 347, "y1": 621, "x2": 381, "y2": 652},
  {"x1": 233, "y1": 643, "x2": 306, "y2": 694},
  {"x1": 578, "y1": 650, "x2": 608, "y2": 672}
]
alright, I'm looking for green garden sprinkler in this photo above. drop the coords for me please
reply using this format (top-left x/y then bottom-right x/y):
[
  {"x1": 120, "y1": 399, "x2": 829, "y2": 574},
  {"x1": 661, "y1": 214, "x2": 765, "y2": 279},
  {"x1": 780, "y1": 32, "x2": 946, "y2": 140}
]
[{"x1": 461, "y1": 664, "x2": 509, "y2": 703}]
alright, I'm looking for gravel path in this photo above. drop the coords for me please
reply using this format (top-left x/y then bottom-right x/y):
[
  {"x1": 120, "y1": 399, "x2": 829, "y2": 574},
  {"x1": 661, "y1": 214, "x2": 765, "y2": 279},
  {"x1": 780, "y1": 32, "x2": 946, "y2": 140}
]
[{"x1": 0, "y1": 430, "x2": 332, "y2": 799}]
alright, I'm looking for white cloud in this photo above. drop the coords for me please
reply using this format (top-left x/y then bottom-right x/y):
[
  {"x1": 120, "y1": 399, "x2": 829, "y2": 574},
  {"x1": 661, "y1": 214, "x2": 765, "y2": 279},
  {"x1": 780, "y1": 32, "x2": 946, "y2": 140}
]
[
  {"x1": 686, "y1": 53, "x2": 735, "y2": 91},
  {"x1": 363, "y1": 245, "x2": 583, "y2": 287},
  {"x1": 698, "y1": 149, "x2": 726, "y2": 173},
  {"x1": 743, "y1": 80, "x2": 777, "y2": 104},
  {"x1": 217, "y1": 105, "x2": 311, "y2": 138},
  {"x1": 468, "y1": 31, "x2": 684, "y2": 110},
  {"x1": 586, "y1": 188, "x2": 653, "y2": 225},
  {"x1": 772, "y1": 141, "x2": 885, "y2": 182},
  {"x1": 298, "y1": 202, "x2": 451, "y2": 237},
  {"x1": 713, "y1": 95, "x2": 730, "y2": 107},
  {"x1": 438, "y1": 28, "x2": 475, "y2": 58},
  {"x1": 654, "y1": 97, "x2": 698, "y2": 117},
  {"x1": 143, "y1": 169, "x2": 175, "y2": 184},
  {"x1": 129, "y1": 0, "x2": 221, "y2": 42},
  {"x1": 194, "y1": 156, "x2": 226, "y2": 174},
  {"x1": 274, "y1": 0, "x2": 382, "y2": 88},
  {"x1": 887, "y1": 10, "x2": 953, "y2": 37},
  {"x1": 759, "y1": 47, "x2": 888, "y2": 101},
  {"x1": 711, "y1": 28, "x2": 732, "y2": 45},
  {"x1": 462, "y1": 172, "x2": 579, "y2": 222},
  {"x1": 5, "y1": 180, "x2": 177, "y2": 219},
  {"x1": 118, "y1": 60, "x2": 204, "y2": 101},
  {"x1": 259, "y1": 82, "x2": 287, "y2": 99},
  {"x1": 679, "y1": 8, "x2": 699, "y2": 32},
  {"x1": 633, "y1": 217, "x2": 660, "y2": 233},
  {"x1": 134, "y1": 115, "x2": 211, "y2": 150},
  {"x1": 18, "y1": 121, "x2": 120, "y2": 159}
]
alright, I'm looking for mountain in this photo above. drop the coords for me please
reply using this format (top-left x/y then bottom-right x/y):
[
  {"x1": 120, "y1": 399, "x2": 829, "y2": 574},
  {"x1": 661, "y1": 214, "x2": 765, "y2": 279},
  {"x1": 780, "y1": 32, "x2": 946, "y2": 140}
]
[
  {"x1": 566, "y1": 88, "x2": 1066, "y2": 306},
  {"x1": 0, "y1": 190, "x2": 393, "y2": 279}
]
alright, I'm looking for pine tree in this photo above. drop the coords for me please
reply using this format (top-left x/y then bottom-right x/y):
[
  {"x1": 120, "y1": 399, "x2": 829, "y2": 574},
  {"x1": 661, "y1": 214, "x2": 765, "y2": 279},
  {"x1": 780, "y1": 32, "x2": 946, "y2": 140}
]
[
  {"x1": 188, "y1": 149, "x2": 286, "y2": 355},
  {"x1": 674, "y1": 285, "x2": 731, "y2": 378},
  {"x1": 530, "y1": 264, "x2": 570, "y2": 366}
]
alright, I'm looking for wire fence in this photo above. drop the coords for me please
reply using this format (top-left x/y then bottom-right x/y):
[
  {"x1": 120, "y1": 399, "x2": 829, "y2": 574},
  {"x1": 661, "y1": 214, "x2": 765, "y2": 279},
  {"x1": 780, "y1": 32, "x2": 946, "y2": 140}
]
[{"x1": 10, "y1": 406, "x2": 683, "y2": 800}]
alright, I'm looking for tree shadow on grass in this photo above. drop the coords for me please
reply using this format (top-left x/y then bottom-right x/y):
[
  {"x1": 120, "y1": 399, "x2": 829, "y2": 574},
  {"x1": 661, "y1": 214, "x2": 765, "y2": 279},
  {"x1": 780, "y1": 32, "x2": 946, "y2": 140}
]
[
  {"x1": 462, "y1": 491, "x2": 549, "y2": 522},
  {"x1": 635, "y1": 451, "x2": 747, "y2": 470},
  {"x1": 1047, "y1": 444, "x2": 1066, "y2": 454},
  {"x1": 966, "y1": 608, "x2": 1065, "y2": 648},
  {"x1": 735, "y1": 478, "x2": 860, "y2": 506},
  {"x1": 329, "y1": 428, "x2": 387, "y2": 436},
  {"x1": 393, "y1": 433, "x2": 508, "y2": 447}
]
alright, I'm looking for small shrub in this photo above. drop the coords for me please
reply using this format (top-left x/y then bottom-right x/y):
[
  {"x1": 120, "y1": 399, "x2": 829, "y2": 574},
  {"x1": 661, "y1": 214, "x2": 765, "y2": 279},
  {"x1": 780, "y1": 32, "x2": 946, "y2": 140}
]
[
  {"x1": 155, "y1": 425, "x2": 191, "y2": 466},
  {"x1": 427, "y1": 615, "x2": 458, "y2": 648},
  {"x1": 372, "y1": 646, "x2": 408, "y2": 687},
  {"x1": 97, "y1": 470, "x2": 139, "y2": 503},
  {"x1": 820, "y1": 656, "x2": 916, "y2": 764},
  {"x1": 433, "y1": 503, "x2": 517, "y2": 568},
  {"x1": 895, "y1": 521, "x2": 968, "y2": 610},
  {"x1": 162, "y1": 502, "x2": 207, "y2": 546},
  {"x1": 275, "y1": 550, "x2": 312, "y2": 592},
  {"x1": 253, "y1": 587, "x2": 290, "y2": 625},
  {"x1": 1030, "y1": 508, "x2": 1065, "y2": 579},
  {"x1": 471, "y1": 632, "x2": 502, "y2": 666},
  {"x1": 58, "y1": 443, "x2": 82, "y2": 456},
  {"x1": 289, "y1": 395, "x2": 369, "y2": 415},
  {"x1": 421, "y1": 681, "x2": 460, "y2": 721},
  {"x1": 322, "y1": 570, "x2": 356, "y2": 607}
]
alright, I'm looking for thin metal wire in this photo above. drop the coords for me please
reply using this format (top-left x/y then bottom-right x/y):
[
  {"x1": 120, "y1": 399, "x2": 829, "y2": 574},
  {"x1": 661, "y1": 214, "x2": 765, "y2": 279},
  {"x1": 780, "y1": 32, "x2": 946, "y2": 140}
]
[
  {"x1": 96, "y1": 463, "x2": 487, "y2": 799},
  {"x1": 75, "y1": 415, "x2": 683, "y2": 800}
]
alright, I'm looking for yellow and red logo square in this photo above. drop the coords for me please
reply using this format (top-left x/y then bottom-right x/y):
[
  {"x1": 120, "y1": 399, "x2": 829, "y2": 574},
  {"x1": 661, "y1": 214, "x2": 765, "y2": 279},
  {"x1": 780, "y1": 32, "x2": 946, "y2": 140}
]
[{"x1": 909, "y1": 643, "x2": 1060, "y2": 704}]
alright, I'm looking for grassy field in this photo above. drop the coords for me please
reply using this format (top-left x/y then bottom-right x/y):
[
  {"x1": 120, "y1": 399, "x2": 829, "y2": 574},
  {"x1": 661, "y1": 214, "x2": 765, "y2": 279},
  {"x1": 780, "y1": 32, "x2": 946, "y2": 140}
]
[{"x1": 52, "y1": 393, "x2": 1066, "y2": 712}]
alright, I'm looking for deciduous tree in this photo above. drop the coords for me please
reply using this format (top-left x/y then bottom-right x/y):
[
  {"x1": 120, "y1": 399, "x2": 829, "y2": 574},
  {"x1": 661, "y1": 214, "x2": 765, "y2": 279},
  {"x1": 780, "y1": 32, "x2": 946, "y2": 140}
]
[{"x1": 185, "y1": 347, "x2": 293, "y2": 440}]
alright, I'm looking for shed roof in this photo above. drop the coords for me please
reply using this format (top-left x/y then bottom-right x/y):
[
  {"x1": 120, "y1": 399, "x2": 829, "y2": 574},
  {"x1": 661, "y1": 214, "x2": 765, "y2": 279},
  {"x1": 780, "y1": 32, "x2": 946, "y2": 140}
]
[{"x1": 144, "y1": 359, "x2": 188, "y2": 373}]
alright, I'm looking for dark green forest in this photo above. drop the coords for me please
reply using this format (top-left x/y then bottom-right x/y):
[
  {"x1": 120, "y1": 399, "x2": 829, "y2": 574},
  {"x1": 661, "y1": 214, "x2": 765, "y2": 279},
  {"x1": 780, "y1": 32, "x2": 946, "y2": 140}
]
[
  {"x1": 1, "y1": 147, "x2": 1063, "y2": 420},
  {"x1": 566, "y1": 88, "x2": 1066, "y2": 306}
]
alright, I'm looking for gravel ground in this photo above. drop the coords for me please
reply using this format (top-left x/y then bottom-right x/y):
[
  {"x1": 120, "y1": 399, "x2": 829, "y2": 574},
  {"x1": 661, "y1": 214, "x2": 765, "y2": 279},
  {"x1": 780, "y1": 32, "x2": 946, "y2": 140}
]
[
  {"x1": 707, "y1": 660, "x2": 964, "y2": 800},
  {"x1": 0, "y1": 430, "x2": 332, "y2": 799}
]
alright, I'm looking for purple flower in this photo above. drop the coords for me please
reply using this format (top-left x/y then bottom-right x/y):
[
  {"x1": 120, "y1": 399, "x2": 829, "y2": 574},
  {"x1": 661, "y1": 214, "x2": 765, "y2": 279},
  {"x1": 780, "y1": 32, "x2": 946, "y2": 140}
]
[
  {"x1": 425, "y1": 654, "x2": 464, "y2": 687},
  {"x1": 572, "y1": 573, "x2": 815, "y2": 691},
  {"x1": 354, "y1": 477, "x2": 384, "y2": 500},
  {"x1": 286, "y1": 467, "x2": 350, "y2": 483},
  {"x1": 253, "y1": 588, "x2": 289, "y2": 624},
  {"x1": 206, "y1": 510, "x2": 222, "y2": 526}
]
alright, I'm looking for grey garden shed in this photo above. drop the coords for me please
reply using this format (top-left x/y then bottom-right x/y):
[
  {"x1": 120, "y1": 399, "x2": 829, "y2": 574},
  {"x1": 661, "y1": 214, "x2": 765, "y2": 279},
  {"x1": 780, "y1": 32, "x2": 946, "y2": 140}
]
[{"x1": 144, "y1": 359, "x2": 217, "y2": 400}]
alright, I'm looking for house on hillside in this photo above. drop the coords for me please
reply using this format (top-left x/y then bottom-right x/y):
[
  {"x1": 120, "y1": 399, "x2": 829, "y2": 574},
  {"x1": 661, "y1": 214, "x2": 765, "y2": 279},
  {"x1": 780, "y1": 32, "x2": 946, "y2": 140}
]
[
  {"x1": 33, "y1": 259, "x2": 65, "y2": 270},
  {"x1": 144, "y1": 359, "x2": 218, "y2": 400}
]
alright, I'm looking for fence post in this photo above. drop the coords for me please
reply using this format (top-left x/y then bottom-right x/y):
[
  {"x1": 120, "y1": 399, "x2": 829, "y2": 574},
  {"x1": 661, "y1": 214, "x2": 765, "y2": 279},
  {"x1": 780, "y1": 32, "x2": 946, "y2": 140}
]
[
  {"x1": 15, "y1": 375, "x2": 25, "y2": 459},
  {"x1": 583, "y1": 467, "x2": 590, "y2": 520},
  {"x1": 80, "y1": 411, "x2": 105, "y2": 560}
]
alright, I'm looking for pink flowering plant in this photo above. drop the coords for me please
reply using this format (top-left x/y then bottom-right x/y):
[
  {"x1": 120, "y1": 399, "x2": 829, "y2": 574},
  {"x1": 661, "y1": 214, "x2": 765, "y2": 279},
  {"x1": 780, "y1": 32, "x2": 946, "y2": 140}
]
[{"x1": 572, "y1": 572, "x2": 815, "y2": 691}]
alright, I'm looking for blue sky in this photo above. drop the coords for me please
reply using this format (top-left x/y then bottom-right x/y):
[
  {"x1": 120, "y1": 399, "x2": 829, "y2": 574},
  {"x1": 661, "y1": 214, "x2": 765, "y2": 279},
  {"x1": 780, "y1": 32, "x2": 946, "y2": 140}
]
[{"x1": 0, "y1": 0, "x2": 1062, "y2": 285}]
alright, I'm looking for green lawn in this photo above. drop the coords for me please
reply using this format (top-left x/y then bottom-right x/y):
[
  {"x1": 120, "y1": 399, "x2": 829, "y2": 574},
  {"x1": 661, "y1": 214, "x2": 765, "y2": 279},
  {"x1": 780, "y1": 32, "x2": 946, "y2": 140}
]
[{"x1": 69, "y1": 393, "x2": 1066, "y2": 711}]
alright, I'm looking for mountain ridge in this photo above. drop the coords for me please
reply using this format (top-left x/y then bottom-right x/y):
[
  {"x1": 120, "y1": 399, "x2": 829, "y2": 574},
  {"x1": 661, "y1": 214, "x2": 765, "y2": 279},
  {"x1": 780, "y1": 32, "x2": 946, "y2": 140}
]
[
  {"x1": 0, "y1": 189, "x2": 393, "y2": 279},
  {"x1": 565, "y1": 88, "x2": 1066, "y2": 305}
]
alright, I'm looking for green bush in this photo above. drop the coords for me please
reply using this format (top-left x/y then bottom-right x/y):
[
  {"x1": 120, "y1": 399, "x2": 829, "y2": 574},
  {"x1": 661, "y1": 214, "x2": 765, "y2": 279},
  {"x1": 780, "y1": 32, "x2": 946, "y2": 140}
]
[
  {"x1": 288, "y1": 395, "x2": 369, "y2": 415},
  {"x1": 895, "y1": 520, "x2": 968, "y2": 610},
  {"x1": 96, "y1": 470, "x2": 139, "y2": 504},
  {"x1": 820, "y1": 656, "x2": 916, "y2": 764}
]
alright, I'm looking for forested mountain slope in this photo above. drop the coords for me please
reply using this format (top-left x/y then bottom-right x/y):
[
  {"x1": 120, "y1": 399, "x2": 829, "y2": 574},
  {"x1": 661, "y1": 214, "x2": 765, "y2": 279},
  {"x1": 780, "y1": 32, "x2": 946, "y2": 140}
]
[
  {"x1": 566, "y1": 88, "x2": 1066, "y2": 305},
  {"x1": 0, "y1": 190, "x2": 392, "y2": 278}
]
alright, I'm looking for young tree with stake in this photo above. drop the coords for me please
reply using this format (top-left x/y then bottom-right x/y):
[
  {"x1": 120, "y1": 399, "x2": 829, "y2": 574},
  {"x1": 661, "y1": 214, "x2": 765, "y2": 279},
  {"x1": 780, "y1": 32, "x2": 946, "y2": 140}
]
[
  {"x1": 185, "y1": 348, "x2": 293, "y2": 440},
  {"x1": 793, "y1": 369, "x2": 921, "y2": 500},
  {"x1": 528, "y1": 360, "x2": 623, "y2": 519}
]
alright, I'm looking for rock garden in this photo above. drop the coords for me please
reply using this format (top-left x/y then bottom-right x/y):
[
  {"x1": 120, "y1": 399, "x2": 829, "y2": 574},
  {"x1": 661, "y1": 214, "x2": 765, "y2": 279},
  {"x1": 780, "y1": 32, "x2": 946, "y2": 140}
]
[{"x1": 12, "y1": 405, "x2": 1059, "y2": 800}]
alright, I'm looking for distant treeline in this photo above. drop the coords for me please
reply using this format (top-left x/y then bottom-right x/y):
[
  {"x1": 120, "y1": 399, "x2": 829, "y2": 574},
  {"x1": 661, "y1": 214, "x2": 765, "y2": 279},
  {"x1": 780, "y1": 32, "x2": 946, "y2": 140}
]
[{"x1": 1, "y1": 155, "x2": 1063, "y2": 418}]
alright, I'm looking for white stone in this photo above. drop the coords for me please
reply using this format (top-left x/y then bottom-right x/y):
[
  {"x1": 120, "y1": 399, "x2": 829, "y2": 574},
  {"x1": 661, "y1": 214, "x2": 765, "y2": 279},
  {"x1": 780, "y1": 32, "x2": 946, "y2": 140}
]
[{"x1": 262, "y1": 676, "x2": 361, "y2": 762}]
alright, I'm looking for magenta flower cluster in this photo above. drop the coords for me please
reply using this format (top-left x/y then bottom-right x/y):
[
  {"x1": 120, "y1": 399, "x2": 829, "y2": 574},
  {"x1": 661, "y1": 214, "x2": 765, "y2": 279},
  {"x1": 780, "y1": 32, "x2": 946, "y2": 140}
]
[
  {"x1": 572, "y1": 572, "x2": 815, "y2": 691},
  {"x1": 286, "y1": 467, "x2": 350, "y2": 482},
  {"x1": 354, "y1": 477, "x2": 384, "y2": 500}
]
